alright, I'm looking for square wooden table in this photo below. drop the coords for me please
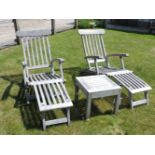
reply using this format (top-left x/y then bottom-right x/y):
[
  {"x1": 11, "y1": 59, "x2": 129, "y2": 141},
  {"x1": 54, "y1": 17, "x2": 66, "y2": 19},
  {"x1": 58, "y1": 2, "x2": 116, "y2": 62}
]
[{"x1": 75, "y1": 75, "x2": 121, "y2": 119}]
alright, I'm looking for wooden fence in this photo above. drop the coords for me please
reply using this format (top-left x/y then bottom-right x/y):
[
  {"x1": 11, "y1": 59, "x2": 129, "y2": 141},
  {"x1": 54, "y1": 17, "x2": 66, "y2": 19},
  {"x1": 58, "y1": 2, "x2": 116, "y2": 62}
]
[{"x1": 0, "y1": 19, "x2": 77, "y2": 49}]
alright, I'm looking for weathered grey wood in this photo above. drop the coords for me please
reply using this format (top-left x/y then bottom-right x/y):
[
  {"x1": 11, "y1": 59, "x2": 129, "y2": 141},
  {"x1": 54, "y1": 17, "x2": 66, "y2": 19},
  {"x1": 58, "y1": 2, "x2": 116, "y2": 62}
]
[
  {"x1": 114, "y1": 93, "x2": 121, "y2": 113},
  {"x1": 16, "y1": 29, "x2": 51, "y2": 37},
  {"x1": 18, "y1": 30, "x2": 73, "y2": 130},
  {"x1": 45, "y1": 117, "x2": 68, "y2": 127},
  {"x1": 67, "y1": 108, "x2": 71, "y2": 125},
  {"x1": 107, "y1": 70, "x2": 152, "y2": 108},
  {"x1": 41, "y1": 113, "x2": 46, "y2": 130},
  {"x1": 78, "y1": 29, "x2": 128, "y2": 73},
  {"x1": 75, "y1": 75, "x2": 121, "y2": 119},
  {"x1": 79, "y1": 29, "x2": 105, "y2": 35},
  {"x1": 86, "y1": 95, "x2": 92, "y2": 119},
  {"x1": 79, "y1": 29, "x2": 152, "y2": 109}
]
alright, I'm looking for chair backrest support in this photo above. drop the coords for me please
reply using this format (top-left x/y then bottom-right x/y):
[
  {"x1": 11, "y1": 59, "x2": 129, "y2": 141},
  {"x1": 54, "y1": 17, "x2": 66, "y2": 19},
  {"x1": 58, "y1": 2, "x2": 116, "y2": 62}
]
[
  {"x1": 17, "y1": 30, "x2": 52, "y2": 69},
  {"x1": 78, "y1": 29, "x2": 107, "y2": 69}
]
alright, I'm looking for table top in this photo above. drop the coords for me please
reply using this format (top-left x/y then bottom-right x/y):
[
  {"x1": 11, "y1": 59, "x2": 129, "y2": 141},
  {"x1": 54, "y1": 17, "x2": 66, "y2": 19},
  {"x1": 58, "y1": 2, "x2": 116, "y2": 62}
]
[{"x1": 76, "y1": 75, "x2": 121, "y2": 93}]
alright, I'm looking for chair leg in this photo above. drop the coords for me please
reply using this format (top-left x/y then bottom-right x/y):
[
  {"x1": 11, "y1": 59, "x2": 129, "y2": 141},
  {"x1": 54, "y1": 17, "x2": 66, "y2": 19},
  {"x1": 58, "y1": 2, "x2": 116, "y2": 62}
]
[
  {"x1": 25, "y1": 86, "x2": 30, "y2": 104},
  {"x1": 66, "y1": 108, "x2": 71, "y2": 125},
  {"x1": 41, "y1": 113, "x2": 46, "y2": 130},
  {"x1": 128, "y1": 92, "x2": 133, "y2": 109},
  {"x1": 144, "y1": 91, "x2": 149, "y2": 105}
]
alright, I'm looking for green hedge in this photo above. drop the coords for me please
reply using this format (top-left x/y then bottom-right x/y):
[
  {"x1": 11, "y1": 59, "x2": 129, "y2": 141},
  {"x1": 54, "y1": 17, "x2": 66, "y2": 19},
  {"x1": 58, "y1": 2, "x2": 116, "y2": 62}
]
[{"x1": 78, "y1": 19, "x2": 105, "y2": 29}]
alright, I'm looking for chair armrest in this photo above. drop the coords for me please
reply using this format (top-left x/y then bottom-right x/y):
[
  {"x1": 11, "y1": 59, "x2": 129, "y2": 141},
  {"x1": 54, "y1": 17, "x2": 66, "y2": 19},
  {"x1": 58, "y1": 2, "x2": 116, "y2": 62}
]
[
  {"x1": 51, "y1": 58, "x2": 64, "y2": 64},
  {"x1": 22, "y1": 61, "x2": 27, "y2": 68},
  {"x1": 50, "y1": 58, "x2": 65, "y2": 80},
  {"x1": 106, "y1": 53, "x2": 129, "y2": 70},
  {"x1": 107, "y1": 53, "x2": 129, "y2": 58},
  {"x1": 84, "y1": 56, "x2": 102, "y2": 74},
  {"x1": 22, "y1": 61, "x2": 29, "y2": 85}
]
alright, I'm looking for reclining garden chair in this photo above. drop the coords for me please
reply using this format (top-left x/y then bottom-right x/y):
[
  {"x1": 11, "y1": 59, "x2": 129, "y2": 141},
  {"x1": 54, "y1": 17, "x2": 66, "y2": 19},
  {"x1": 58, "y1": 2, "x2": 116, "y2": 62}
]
[
  {"x1": 17, "y1": 30, "x2": 73, "y2": 130},
  {"x1": 78, "y1": 29, "x2": 152, "y2": 109}
]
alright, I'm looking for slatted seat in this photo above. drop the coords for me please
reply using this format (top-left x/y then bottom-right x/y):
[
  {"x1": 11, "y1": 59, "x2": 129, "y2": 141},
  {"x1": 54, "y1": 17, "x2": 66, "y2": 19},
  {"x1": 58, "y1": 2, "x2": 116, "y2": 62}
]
[
  {"x1": 78, "y1": 29, "x2": 152, "y2": 108},
  {"x1": 107, "y1": 70, "x2": 152, "y2": 108},
  {"x1": 29, "y1": 72, "x2": 61, "y2": 85},
  {"x1": 16, "y1": 30, "x2": 73, "y2": 130}
]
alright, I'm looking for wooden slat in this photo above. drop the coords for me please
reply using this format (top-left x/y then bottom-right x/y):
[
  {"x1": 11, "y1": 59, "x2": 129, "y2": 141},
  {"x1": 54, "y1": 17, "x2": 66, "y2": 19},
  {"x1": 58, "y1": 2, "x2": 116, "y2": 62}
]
[
  {"x1": 118, "y1": 74, "x2": 137, "y2": 89},
  {"x1": 78, "y1": 29, "x2": 105, "y2": 35},
  {"x1": 38, "y1": 37, "x2": 44, "y2": 65},
  {"x1": 40, "y1": 101, "x2": 72, "y2": 111},
  {"x1": 88, "y1": 35, "x2": 93, "y2": 56},
  {"x1": 100, "y1": 35, "x2": 107, "y2": 58},
  {"x1": 94, "y1": 34, "x2": 100, "y2": 56},
  {"x1": 42, "y1": 84, "x2": 51, "y2": 105},
  {"x1": 114, "y1": 74, "x2": 134, "y2": 91},
  {"x1": 27, "y1": 65, "x2": 49, "y2": 70},
  {"x1": 81, "y1": 36, "x2": 88, "y2": 57},
  {"x1": 47, "y1": 83, "x2": 57, "y2": 105},
  {"x1": 126, "y1": 73, "x2": 145, "y2": 88},
  {"x1": 91, "y1": 35, "x2": 97, "y2": 56},
  {"x1": 120, "y1": 73, "x2": 139, "y2": 89},
  {"x1": 132, "y1": 99, "x2": 147, "y2": 107},
  {"x1": 30, "y1": 38, "x2": 36, "y2": 66},
  {"x1": 26, "y1": 38, "x2": 31, "y2": 66},
  {"x1": 60, "y1": 82, "x2": 71, "y2": 102},
  {"x1": 34, "y1": 37, "x2": 40, "y2": 66},
  {"x1": 56, "y1": 82, "x2": 66, "y2": 103},
  {"x1": 51, "y1": 83, "x2": 62, "y2": 104},
  {"x1": 129, "y1": 73, "x2": 148, "y2": 86},
  {"x1": 46, "y1": 37, "x2": 52, "y2": 61},
  {"x1": 30, "y1": 78, "x2": 63, "y2": 85},
  {"x1": 42, "y1": 36, "x2": 48, "y2": 64},
  {"x1": 33, "y1": 85, "x2": 42, "y2": 104},
  {"x1": 39, "y1": 74, "x2": 46, "y2": 80},
  {"x1": 38, "y1": 84, "x2": 46, "y2": 105},
  {"x1": 35, "y1": 74, "x2": 43, "y2": 81},
  {"x1": 16, "y1": 29, "x2": 51, "y2": 37},
  {"x1": 45, "y1": 117, "x2": 67, "y2": 126},
  {"x1": 97, "y1": 34, "x2": 103, "y2": 57},
  {"x1": 85, "y1": 35, "x2": 91, "y2": 56},
  {"x1": 21, "y1": 38, "x2": 28, "y2": 65}
]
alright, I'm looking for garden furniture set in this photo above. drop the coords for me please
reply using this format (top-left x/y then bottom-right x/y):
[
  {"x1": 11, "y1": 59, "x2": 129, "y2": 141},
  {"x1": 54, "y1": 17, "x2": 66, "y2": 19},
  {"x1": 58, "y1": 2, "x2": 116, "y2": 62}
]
[{"x1": 16, "y1": 29, "x2": 152, "y2": 130}]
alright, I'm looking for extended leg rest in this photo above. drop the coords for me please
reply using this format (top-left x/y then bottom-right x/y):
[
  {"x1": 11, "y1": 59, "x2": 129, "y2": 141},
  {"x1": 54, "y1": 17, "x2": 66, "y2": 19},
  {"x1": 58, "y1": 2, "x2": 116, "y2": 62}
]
[
  {"x1": 32, "y1": 80, "x2": 73, "y2": 130},
  {"x1": 107, "y1": 70, "x2": 152, "y2": 108}
]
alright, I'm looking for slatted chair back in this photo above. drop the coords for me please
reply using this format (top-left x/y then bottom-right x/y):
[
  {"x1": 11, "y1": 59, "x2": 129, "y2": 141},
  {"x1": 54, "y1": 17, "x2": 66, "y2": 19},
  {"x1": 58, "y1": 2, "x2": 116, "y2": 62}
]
[
  {"x1": 17, "y1": 30, "x2": 52, "y2": 69},
  {"x1": 78, "y1": 29, "x2": 107, "y2": 69}
]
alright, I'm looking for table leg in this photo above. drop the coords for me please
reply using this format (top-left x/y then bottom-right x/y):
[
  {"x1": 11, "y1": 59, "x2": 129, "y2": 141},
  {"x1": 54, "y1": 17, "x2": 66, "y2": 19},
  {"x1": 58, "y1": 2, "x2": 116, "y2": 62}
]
[
  {"x1": 86, "y1": 95, "x2": 92, "y2": 120},
  {"x1": 66, "y1": 108, "x2": 71, "y2": 125},
  {"x1": 114, "y1": 93, "x2": 121, "y2": 114},
  {"x1": 74, "y1": 85, "x2": 79, "y2": 106}
]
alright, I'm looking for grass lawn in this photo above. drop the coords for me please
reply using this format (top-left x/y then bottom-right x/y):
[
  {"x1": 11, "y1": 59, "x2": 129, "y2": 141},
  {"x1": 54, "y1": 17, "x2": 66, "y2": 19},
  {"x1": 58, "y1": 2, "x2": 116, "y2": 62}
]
[{"x1": 0, "y1": 29, "x2": 155, "y2": 134}]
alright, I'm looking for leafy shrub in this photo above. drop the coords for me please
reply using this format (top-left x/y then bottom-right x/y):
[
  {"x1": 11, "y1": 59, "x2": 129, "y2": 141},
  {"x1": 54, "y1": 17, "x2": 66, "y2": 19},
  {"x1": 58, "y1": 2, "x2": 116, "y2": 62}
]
[{"x1": 78, "y1": 19, "x2": 105, "y2": 29}]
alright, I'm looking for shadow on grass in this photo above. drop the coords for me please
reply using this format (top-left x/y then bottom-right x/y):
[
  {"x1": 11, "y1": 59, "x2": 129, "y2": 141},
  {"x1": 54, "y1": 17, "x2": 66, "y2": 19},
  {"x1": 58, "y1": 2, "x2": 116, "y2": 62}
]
[
  {"x1": 0, "y1": 67, "x2": 130, "y2": 130},
  {"x1": 0, "y1": 69, "x2": 94, "y2": 130}
]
